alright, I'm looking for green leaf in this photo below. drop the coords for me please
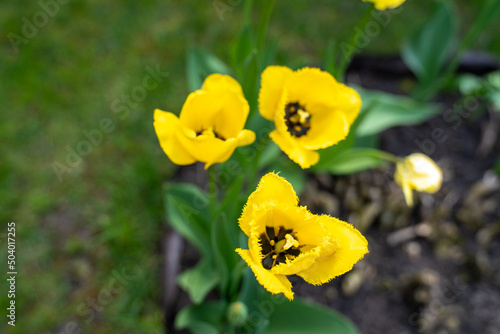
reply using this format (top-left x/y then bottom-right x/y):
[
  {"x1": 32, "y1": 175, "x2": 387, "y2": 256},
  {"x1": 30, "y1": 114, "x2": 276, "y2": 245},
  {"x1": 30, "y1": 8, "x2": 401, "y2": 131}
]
[
  {"x1": 258, "y1": 142, "x2": 281, "y2": 169},
  {"x1": 163, "y1": 183, "x2": 211, "y2": 254},
  {"x1": 211, "y1": 213, "x2": 239, "y2": 298},
  {"x1": 186, "y1": 46, "x2": 232, "y2": 91},
  {"x1": 263, "y1": 298, "x2": 359, "y2": 334},
  {"x1": 175, "y1": 301, "x2": 227, "y2": 334},
  {"x1": 472, "y1": 0, "x2": 500, "y2": 46},
  {"x1": 178, "y1": 258, "x2": 220, "y2": 304},
  {"x1": 231, "y1": 25, "x2": 256, "y2": 76},
  {"x1": 355, "y1": 88, "x2": 439, "y2": 137},
  {"x1": 218, "y1": 173, "x2": 246, "y2": 223},
  {"x1": 458, "y1": 74, "x2": 484, "y2": 96},
  {"x1": 401, "y1": 1, "x2": 457, "y2": 83},
  {"x1": 237, "y1": 269, "x2": 272, "y2": 334},
  {"x1": 325, "y1": 39, "x2": 337, "y2": 77},
  {"x1": 313, "y1": 148, "x2": 387, "y2": 175},
  {"x1": 269, "y1": 156, "x2": 307, "y2": 195}
]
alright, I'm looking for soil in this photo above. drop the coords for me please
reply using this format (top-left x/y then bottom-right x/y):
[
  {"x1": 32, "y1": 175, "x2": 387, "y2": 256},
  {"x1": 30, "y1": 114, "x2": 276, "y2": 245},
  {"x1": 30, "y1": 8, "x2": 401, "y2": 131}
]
[{"x1": 163, "y1": 58, "x2": 500, "y2": 334}]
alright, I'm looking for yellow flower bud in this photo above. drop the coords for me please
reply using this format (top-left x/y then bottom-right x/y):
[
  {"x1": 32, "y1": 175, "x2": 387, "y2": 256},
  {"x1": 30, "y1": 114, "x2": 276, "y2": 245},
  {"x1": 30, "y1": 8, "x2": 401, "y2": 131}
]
[
  {"x1": 153, "y1": 74, "x2": 255, "y2": 169},
  {"x1": 395, "y1": 153, "x2": 443, "y2": 206}
]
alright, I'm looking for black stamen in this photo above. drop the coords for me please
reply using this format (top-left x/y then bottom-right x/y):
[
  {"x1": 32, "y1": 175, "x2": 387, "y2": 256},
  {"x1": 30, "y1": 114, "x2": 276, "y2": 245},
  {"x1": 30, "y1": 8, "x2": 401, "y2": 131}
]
[
  {"x1": 285, "y1": 248, "x2": 301, "y2": 256},
  {"x1": 266, "y1": 226, "x2": 275, "y2": 241},
  {"x1": 284, "y1": 102, "x2": 311, "y2": 137},
  {"x1": 275, "y1": 254, "x2": 287, "y2": 265},
  {"x1": 262, "y1": 254, "x2": 274, "y2": 270},
  {"x1": 260, "y1": 233, "x2": 273, "y2": 255},
  {"x1": 276, "y1": 227, "x2": 293, "y2": 241},
  {"x1": 259, "y1": 226, "x2": 301, "y2": 270}
]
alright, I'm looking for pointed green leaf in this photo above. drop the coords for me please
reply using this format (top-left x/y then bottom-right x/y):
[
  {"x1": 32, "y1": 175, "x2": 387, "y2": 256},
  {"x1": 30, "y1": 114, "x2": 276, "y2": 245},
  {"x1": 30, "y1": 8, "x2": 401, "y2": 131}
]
[
  {"x1": 313, "y1": 148, "x2": 387, "y2": 175},
  {"x1": 402, "y1": 1, "x2": 457, "y2": 82},
  {"x1": 175, "y1": 301, "x2": 227, "y2": 334},
  {"x1": 178, "y1": 258, "x2": 220, "y2": 304},
  {"x1": 263, "y1": 298, "x2": 359, "y2": 334},
  {"x1": 163, "y1": 183, "x2": 211, "y2": 254},
  {"x1": 186, "y1": 46, "x2": 232, "y2": 91},
  {"x1": 355, "y1": 88, "x2": 439, "y2": 136}
]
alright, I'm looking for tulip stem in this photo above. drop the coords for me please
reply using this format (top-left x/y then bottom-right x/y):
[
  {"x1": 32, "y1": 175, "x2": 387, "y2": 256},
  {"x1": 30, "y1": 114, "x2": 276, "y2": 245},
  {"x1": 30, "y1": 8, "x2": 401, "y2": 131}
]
[
  {"x1": 375, "y1": 150, "x2": 400, "y2": 164},
  {"x1": 337, "y1": 4, "x2": 374, "y2": 82},
  {"x1": 249, "y1": 133, "x2": 270, "y2": 189},
  {"x1": 257, "y1": 0, "x2": 276, "y2": 53},
  {"x1": 208, "y1": 166, "x2": 217, "y2": 217}
]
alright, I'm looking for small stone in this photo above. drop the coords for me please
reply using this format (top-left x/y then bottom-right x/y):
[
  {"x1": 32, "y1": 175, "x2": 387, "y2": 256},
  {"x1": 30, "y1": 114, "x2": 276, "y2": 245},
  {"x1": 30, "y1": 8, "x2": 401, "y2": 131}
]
[
  {"x1": 405, "y1": 241, "x2": 422, "y2": 258},
  {"x1": 325, "y1": 286, "x2": 338, "y2": 300},
  {"x1": 357, "y1": 202, "x2": 382, "y2": 233},
  {"x1": 341, "y1": 269, "x2": 364, "y2": 297}
]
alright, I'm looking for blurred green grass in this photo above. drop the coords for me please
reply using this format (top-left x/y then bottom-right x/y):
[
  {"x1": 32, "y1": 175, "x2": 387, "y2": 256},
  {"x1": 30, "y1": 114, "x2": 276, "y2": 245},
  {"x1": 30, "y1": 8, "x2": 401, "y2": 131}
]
[{"x1": 0, "y1": 0, "x2": 498, "y2": 332}]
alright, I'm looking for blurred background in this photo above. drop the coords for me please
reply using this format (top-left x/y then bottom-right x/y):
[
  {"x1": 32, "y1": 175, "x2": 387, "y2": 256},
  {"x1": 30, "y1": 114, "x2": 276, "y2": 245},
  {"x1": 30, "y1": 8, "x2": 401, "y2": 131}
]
[{"x1": 1, "y1": 0, "x2": 500, "y2": 333}]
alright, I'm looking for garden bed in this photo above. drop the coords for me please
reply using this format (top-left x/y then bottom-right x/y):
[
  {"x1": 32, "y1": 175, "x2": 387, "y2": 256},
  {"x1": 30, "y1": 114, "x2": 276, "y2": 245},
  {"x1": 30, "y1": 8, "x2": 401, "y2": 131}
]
[{"x1": 164, "y1": 59, "x2": 500, "y2": 334}]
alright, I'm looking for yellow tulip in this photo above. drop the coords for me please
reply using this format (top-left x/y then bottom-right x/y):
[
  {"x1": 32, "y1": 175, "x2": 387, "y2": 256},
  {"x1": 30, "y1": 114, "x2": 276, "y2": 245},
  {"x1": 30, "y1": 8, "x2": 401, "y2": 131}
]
[
  {"x1": 258, "y1": 66, "x2": 361, "y2": 169},
  {"x1": 236, "y1": 173, "x2": 368, "y2": 300},
  {"x1": 363, "y1": 0, "x2": 406, "y2": 10},
  {"x1": 395, "y1": 153, "x2": 443, "y2": 206},
  {"x1": 154, "y1": 74, "x2": 255, "y2": 169}
]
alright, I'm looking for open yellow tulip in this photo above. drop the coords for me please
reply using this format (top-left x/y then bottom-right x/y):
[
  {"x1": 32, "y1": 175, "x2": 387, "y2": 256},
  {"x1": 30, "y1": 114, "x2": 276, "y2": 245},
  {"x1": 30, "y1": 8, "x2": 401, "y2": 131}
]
[
  {"x1": 395, "y1": 153, "x2": 443, "y2": 206},
  {"x1": 236, "y1": 173, "x2": 368, "y2": 300},
  {"x1": 154, "y1": 74, "x2": 255, "y2": 169},
  {"x1": 363, "y1": 0, "x2": 406, "y2": 10},
  {"x1": 258, "y1": 66, "x2": 361, "y2": 169}
]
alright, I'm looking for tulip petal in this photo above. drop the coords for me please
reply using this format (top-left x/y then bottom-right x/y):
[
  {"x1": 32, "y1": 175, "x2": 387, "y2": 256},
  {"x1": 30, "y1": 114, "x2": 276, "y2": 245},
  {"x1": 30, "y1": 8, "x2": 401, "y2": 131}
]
[
  {"x1": 330, "y1": 83, "x2": 362, "y2": 126},
  {"x1": 238, "y1": 173, "x2": 298, "y2": 236},
  {"x1": 202, "y1": 73, "x2": 244, "y2": 97},
  {"x1": 213, "y1": 92, "x2": 250, "y2": 139},
  {"x1": 236, "y1": 249, "x2": 294, "y2": 300},
  {"x1": 270, "y1": 130, "x2": 319, "y2": 169},
  {"x1": 153, "y1": 109, "x2": 196, "y2": 165},
  {"x1": 271, "y1": 247, "x2": 321, "y2": 276},
  {"x1": 176, "y1": 131, "x2": 231, "y2": 167},
  {"x1": 364, "y1": 0, "x2": 406, "y2": 10},
  {"x1": 259, "y1": 66, "x2": 293, "y2": 121},
  {"x1": 284, "y1": 67, "x2": 340, "y2": 108},
  {"x1": 297, "y1": 216, "x2": 368, "y2": 285},
  {"x1": 295, "y1": 107, "x2": 350, "y2": 150},
  {"x1": 179, "y1": 90, "x2": 225, "y2": 133}
]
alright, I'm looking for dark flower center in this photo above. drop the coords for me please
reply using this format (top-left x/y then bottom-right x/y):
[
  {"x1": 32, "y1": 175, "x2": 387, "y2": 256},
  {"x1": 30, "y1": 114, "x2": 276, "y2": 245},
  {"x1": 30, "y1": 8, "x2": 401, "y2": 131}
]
[
  {"x1": 196, "y1": 128, "x2": 225, "y2": 140},
  {"x1": 285, "y1": 102, "x2": 311, "y2": 138},
  {"x1": 260, "y1": 226, "x2": 302, "y2": 270}
]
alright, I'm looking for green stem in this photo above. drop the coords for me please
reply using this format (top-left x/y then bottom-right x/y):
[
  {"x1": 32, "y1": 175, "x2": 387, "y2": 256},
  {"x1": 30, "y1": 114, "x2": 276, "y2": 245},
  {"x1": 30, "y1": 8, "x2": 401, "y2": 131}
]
[
  {"x1": 243, "y1": 0, "x2": 254, "y2": 25},
  {"x1": 249, "y1": 134, "x2": 270, "y2": 189},
  {"x1": 371, "y1": 150, "x2": 400, "y2": 164},
  {"x1": 208, "y1": 166, "x2": 217, "y2": 218},
  {"x1": 256, "y1": 0, "x2": 276, "y2": 52},
  {"x1": 337, "y1": 4, "x2": 373, "y2": 82}
]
